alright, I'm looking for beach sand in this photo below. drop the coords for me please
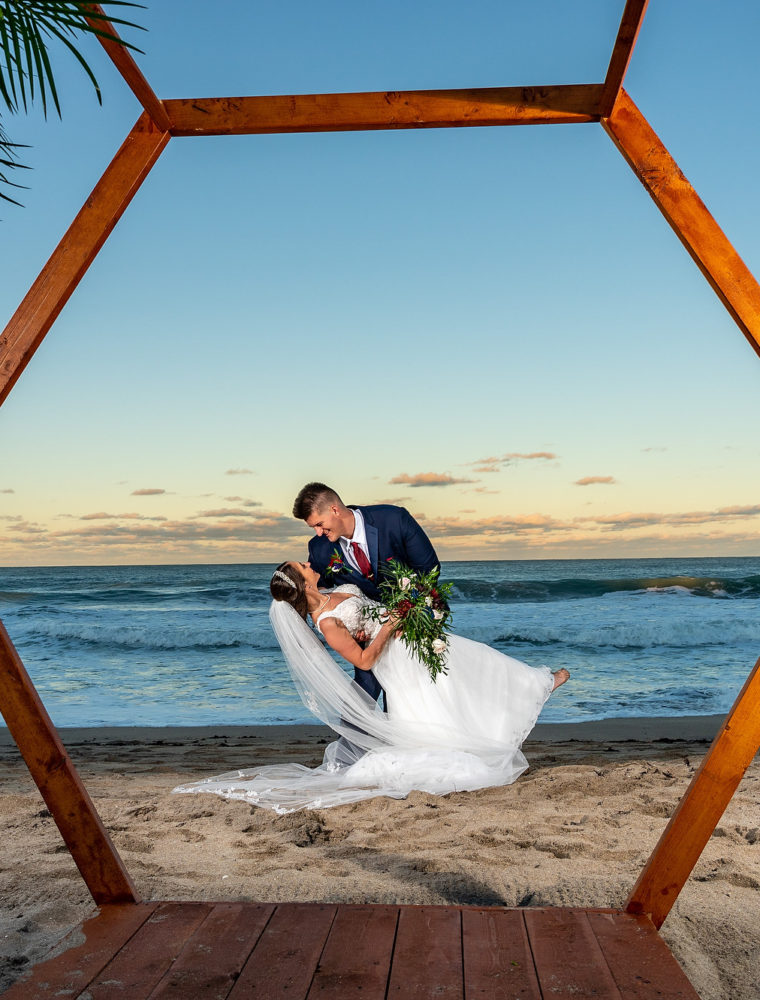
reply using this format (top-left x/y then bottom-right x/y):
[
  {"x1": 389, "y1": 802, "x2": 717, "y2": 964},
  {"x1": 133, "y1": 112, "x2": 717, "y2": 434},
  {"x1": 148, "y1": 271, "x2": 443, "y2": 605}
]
[{"x1": 1, "y1": 717, "x2": 758, "y2": 999}]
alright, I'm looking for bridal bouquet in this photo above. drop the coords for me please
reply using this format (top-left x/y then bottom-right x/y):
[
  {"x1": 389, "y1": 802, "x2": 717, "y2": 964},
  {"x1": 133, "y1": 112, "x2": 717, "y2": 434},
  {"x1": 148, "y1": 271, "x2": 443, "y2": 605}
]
[{"x1": 364, "y1": 559, "x2": 453, "y2": 681}]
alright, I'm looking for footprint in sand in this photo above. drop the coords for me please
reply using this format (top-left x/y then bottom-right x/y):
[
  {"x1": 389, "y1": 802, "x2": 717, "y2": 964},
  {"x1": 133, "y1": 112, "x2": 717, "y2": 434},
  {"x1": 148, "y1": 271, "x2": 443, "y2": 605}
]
[
  {"x1": 113, "y1": 834, "x2": 155, "y2": 853},
  {"x1": 179, "y1": 829, "x2": 206, "y2": 843},
  {"x1": 124, "y1": 804, "x2": 158, "y2": 820}
]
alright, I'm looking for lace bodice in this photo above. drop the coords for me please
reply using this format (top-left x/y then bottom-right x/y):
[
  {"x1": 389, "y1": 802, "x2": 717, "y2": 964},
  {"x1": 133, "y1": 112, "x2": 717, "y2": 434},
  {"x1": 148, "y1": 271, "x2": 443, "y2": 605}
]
[{"x1": 316, "y1": 584, "x2": 384, "y2": 640}]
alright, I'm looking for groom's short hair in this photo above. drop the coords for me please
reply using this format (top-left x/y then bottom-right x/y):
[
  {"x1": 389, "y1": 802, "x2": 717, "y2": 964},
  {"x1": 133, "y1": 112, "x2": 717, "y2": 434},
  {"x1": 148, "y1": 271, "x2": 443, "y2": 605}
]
[{"x1": 293, "y1": 482, "x2": 343, "y2": 520}]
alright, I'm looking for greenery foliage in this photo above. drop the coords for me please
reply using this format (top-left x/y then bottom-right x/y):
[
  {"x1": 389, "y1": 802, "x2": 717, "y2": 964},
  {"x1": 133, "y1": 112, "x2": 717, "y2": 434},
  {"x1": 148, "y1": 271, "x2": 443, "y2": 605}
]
[
  {"x1": 0, "y1": 1, "x2": 144, "y2": 205},
  {"x1": 364, "y1": 559, "x2": 454, "y2": 682}
]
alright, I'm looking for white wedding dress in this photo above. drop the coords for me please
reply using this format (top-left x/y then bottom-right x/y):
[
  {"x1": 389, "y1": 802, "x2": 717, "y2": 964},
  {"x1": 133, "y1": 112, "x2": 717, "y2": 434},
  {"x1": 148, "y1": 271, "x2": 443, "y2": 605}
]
[{"x1": 173, "y1": 585, "x2": 554, "y2": 813}]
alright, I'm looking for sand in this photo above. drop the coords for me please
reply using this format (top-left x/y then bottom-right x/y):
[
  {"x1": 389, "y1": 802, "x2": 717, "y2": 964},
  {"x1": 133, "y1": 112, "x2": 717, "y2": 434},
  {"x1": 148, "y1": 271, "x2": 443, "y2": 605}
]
[{"x1": 1, "y1": 717, "x2": 758, "y2": 999}]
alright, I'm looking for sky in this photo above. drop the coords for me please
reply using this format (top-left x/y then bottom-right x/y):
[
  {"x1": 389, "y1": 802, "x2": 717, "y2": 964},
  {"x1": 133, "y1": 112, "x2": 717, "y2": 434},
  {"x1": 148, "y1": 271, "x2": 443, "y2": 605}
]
[{"x1": 1, "y1": 0, "x2": 759, "y2": 566}]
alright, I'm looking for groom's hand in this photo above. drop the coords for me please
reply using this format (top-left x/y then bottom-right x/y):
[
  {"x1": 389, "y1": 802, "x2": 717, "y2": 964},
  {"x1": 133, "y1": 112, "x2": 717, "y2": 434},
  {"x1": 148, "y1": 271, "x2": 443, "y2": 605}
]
[{"x1": 355, "y1": 629, "x2": 369, "y2": 644}]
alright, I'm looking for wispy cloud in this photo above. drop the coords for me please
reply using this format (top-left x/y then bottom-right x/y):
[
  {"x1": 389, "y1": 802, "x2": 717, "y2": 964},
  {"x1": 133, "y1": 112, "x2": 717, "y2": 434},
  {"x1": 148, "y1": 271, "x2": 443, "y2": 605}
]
[
  {"x1": 642, "y1": 446, "x2": 667, "y2": 453},
  {"x1": 7, "y1": 519, "x2": 46, "y2": 534},
  {"x1": 0, "y1": 506, "x2": 308, "y2": 558},
  {"x1": 578, "y1": 504, "x2": 760, "y2": 531},
  {"x1": 80, "y1": 511, "x2": 166, "y2": 521},
  {"x1": 1, "y1": 489, "x2": 14, "y2": 494},
  {"x1": 419, "y1": 512, "x2": 569, "y2": 541},
  {"x1": 194, "y1": 507, "x2": 262, "y2": 518},
  {"x1": 225, "y1": 468, "x2": 255, "y2": 476},
  {"x1": 575, "y1": 476, "x2": 617, "y2": 486},
  {"x1": 469, "y1": 452, "x2": 557, "y2": 473},
  {"x1": 389, "y1": 472, "x2": 477, "y2": 488},
  {"x1": 471, "y1": 457, "x2": 502, "y2": 474},
  {"x1": 3, "y1": 496, "x2": 759, "y2": 563},
  {"x1": 221, "y1": 496, "x2": 262, "y2": 507},
  {"x1": 131, "y1": 488, "x2": 166, "y2": 496}
]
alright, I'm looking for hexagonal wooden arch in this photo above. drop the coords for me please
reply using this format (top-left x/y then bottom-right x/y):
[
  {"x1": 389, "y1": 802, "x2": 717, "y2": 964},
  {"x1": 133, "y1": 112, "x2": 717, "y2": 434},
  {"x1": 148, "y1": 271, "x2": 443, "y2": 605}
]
[{"x1": 1, "y1": 0, "x2": 759, "y2": 952}]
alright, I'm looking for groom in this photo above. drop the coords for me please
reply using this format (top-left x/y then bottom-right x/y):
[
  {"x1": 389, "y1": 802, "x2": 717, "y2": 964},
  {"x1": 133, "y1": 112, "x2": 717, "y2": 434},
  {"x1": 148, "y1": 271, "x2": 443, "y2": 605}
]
[{"x1": 292, "y1": 482, "x2": 441, "y2": 703}]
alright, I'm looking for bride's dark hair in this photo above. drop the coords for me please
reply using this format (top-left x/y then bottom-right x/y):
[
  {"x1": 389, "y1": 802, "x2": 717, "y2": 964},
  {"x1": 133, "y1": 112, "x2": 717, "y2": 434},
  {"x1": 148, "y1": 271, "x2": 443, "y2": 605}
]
[{"x1": 270, "y1": 562, "x2": 308, "y2": 620}]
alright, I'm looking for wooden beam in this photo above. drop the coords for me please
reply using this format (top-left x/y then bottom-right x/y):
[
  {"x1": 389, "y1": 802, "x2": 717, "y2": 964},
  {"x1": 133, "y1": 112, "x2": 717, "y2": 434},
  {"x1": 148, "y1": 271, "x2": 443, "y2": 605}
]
[
  {"x1": 84, "y1": 4, "x2": 172, "y2": 131},
  {"x1": 0, "y1": 113, "x2": 169, "y2": 408},
  {"x1": 603, "y1": 90, "x2": 760, "y2": 359},
  {"x1": 0, "y1": 618, "x2": 138, "y2": 904},
  {"x1": 599, "y1": 0, "x2": 650, "y2": 117},
  {"x1": 626, "y1": 655, "x2": 760, "y2": 928},
  {"x1": 163, "y1": 84, "x2": 604, "y2": 136}
]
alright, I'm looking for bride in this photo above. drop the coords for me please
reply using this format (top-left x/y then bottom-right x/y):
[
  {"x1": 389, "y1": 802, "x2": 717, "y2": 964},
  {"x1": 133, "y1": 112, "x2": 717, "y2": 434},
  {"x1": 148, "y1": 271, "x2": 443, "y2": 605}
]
[{"x1": 173, "y1": 561, "x2": 569, "y2": 813}]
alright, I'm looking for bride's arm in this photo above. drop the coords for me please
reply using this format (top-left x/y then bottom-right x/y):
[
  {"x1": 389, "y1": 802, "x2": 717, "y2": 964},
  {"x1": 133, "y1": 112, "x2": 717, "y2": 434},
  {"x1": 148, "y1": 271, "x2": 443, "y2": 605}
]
[{"x1": 319, "y1": 616, "x2": 397, "y2": 671}]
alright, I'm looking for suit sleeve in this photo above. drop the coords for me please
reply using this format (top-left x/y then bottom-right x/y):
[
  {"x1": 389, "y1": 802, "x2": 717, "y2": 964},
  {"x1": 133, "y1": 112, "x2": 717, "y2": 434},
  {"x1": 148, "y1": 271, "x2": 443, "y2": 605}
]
[
  {"x1": 398, "y1": 507, "x2": 440, "y2": 575},
  {"x1": 308, "y1": 537, "x2": 331, "y2": 590}
]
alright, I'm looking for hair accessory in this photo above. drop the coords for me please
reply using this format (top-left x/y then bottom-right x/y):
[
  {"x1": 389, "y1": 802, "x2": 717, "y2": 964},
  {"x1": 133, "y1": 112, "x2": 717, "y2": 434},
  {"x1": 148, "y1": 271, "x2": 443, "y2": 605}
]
[{"x1": 272, "y1": 569, "x2": 298, "y2": 591}]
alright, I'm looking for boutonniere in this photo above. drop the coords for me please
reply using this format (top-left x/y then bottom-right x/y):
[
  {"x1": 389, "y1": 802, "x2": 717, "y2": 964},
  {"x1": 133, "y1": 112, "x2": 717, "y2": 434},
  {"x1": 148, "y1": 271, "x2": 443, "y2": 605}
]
[{"x1": 325, "y1": 548, "x2": 349, "y2": 578}]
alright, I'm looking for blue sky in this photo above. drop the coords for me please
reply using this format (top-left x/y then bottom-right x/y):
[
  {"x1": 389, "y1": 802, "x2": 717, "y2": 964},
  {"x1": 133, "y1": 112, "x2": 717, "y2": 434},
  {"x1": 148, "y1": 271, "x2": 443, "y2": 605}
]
[{"x1": 1, "y1": 0, "x2": 759, "y2": 565}]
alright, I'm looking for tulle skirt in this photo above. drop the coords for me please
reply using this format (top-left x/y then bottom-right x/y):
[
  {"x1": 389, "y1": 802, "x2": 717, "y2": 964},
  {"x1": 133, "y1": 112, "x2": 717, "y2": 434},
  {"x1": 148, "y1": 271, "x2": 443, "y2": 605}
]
[{"x1": 173, "y1": 632, "x2": 554, "y2": 813}]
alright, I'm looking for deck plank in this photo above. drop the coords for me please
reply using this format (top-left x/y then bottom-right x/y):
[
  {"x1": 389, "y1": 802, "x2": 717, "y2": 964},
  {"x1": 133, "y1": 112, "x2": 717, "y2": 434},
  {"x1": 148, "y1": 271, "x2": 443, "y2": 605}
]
[
  {"x1": 308, "y1": 904, "x2": 398, "y2": 999},
  {"x1": 587, "y1": 912, "x2": 702, "y2": 1000},
  {"x1": 0, "y1": 902, "x2": 708, "y2": 1000},
  {"x1": 85, "y1": 902, "x2": 213, "y2": 998},
  {"x1": 462, "y1": 908, "x2": 541, "y2": 999},
  {"x1": 229, "y1": 902, "x2": 336, "y2": 999},
  {"x1": 1, "y1": 902, "x2": 158, "y2": 999},
  {"x1": 148, "y1": 903, "x2": 274, "y2": 1000},
  {"x1": 388, "y1": 905, "x2": 463, "y2": 1000},
  {"x1": 525, "y1": 908, "x2": 623, "y2": 999}
]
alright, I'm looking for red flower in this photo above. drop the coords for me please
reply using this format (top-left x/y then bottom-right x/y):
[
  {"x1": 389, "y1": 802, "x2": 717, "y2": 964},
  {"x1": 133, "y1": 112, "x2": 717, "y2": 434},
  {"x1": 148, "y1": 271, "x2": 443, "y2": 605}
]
[
  {"x1": 396, "y1": 599, "x2": 412, "y2": 618},
  {"x1": 326, "y1": 548, "x2": 347, "y2": 577}
]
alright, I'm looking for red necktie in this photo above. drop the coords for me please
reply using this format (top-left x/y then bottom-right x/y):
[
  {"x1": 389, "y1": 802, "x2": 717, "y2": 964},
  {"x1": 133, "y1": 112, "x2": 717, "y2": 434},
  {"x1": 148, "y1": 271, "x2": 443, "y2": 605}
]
[{"x1": 351, "y1": 542, "x2": 373, "y2": 578}]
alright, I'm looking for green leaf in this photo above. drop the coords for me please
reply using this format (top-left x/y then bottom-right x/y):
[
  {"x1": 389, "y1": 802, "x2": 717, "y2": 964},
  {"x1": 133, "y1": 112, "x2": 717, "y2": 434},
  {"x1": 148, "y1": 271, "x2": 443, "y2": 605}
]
[
  {"x1": 21, "y1": 20, "x2": 35, "y2": 106},
  {"x1": 39, "y1": 19, "x2": 102, "y2": 105},
  {"x1": 0, "y1": 1, "x2": 147, "y2": 208},
  {"x1": 0, "y1": 66, "x2": 17, "y2": 112},
  {"x1": 33, "y1": 20, "x2": 59, "y2": 117},
  {"x1": 0, "y1": 15, "x2": 20, "y2": 109}
]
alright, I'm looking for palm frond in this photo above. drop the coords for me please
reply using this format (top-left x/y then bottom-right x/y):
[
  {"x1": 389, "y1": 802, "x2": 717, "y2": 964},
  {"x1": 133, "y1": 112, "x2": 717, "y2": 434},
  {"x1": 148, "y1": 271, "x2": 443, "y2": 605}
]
[
  {"x1": 0, "y1": 116, "x2": 29, "y2": 207},
  {"x1": 0, "y1": 1, "x2": 146, "y2": 208}
]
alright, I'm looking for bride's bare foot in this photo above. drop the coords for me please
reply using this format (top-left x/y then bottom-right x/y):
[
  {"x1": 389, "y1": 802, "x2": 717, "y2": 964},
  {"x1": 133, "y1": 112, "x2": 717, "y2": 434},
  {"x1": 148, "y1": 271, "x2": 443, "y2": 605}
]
[{"x1": 552, "y1": 668, "x2": 570, "y2": 691}]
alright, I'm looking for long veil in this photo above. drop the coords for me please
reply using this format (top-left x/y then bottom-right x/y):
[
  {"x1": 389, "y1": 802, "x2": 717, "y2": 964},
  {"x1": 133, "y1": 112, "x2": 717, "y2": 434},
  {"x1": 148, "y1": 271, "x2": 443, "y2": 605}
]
[{"x1": 268, "y1": 599, "x2": 394, "y2": 759}]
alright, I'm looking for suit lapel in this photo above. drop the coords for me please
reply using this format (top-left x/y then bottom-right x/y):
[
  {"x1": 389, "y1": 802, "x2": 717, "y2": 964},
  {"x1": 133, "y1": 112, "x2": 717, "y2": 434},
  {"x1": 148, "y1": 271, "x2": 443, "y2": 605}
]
[{"x1": 364, "y1": 519, "x2": 379, "y2": 580}]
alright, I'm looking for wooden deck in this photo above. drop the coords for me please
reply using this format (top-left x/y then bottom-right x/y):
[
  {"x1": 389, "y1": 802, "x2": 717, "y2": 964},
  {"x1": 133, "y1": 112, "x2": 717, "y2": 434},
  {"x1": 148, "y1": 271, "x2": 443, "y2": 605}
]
[{"x1": 2, "y1": 901, "x2": 700, "y2": 999}]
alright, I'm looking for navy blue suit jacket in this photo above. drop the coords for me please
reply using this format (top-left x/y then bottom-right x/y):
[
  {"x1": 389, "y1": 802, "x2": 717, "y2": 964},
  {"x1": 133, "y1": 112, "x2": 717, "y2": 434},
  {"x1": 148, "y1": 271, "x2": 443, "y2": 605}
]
[
  {"x1": 308, "y1": 505, "x2": 440, "y2": 703},
  {"x1": 308, "y1": 505, "x2": 440, "y2": 599}
]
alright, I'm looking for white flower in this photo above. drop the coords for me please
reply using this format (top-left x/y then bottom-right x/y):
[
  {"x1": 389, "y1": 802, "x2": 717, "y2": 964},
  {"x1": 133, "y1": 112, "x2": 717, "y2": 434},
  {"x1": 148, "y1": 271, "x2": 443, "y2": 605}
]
[
  {"x1": 433, "y1": 609, "x2": 444, "y2": 620},
  {"x1": 400, "y1": 577, "x2": 411, "y2": 590},
  {"x1": 432, "y1": 638, "x2": 447, "y2": 655},
  {"x1": 425, "y1": 596, "x2": 432, "y2": 607}
]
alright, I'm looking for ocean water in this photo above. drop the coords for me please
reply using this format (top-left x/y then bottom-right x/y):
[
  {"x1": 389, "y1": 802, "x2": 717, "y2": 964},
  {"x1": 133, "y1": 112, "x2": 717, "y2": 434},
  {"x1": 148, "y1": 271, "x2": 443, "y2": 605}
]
[{"x1": 0, "y1": 558, "x2": 758, "y2": 729}]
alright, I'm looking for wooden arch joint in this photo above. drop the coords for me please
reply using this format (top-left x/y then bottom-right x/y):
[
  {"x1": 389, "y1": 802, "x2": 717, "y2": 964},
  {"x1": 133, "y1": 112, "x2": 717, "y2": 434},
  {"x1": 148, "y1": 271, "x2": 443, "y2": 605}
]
[{"x1": 602, "y1": 90, "x2": 760, "y2": 360}]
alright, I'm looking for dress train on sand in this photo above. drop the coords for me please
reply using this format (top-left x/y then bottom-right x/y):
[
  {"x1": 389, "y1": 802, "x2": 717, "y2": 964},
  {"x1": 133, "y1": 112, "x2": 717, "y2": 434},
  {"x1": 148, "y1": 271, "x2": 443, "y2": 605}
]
[{"x1": 173, "y1": 586, "x2": 554, "y2": 813}]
